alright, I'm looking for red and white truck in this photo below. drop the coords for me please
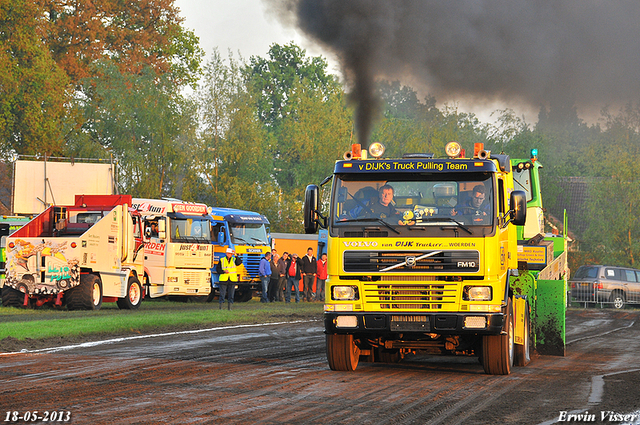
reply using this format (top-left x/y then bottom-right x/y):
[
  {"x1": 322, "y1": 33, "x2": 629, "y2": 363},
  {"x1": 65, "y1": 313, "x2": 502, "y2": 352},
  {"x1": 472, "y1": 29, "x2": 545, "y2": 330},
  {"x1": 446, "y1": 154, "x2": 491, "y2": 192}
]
[{"x1": 1, "y1": 195, "x2": 144, "y2": 310}]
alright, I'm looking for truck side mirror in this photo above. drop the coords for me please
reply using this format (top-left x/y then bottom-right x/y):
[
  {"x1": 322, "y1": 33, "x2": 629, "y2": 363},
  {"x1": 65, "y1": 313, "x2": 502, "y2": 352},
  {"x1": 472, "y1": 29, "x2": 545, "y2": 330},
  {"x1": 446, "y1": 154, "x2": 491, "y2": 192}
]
[
  {"x1": 509, "y1": 190, "x2": 527, "y2": 226},
  {"x1": 218, "y1": 231, "x2": 226, "y2": 244},
  {"x1": 304, "y1": 184, "x2": 320, "y2": 234}
]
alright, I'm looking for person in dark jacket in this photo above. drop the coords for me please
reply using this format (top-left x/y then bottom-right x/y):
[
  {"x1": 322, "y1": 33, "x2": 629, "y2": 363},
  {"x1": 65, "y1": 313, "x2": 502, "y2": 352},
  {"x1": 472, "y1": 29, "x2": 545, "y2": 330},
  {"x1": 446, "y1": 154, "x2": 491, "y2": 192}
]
[
  {"x1": 268, "y1": 253, "x2": 281, "y2": 302},
  {"x1": 277, "y1": 252, "x2": 289, "y2": 301},
  {"x1": 284, "y1": 253, "x2": 302, "y2": 303},
  {"x1": 300, "y1": 247, "x2": 317, "y2": 302}
]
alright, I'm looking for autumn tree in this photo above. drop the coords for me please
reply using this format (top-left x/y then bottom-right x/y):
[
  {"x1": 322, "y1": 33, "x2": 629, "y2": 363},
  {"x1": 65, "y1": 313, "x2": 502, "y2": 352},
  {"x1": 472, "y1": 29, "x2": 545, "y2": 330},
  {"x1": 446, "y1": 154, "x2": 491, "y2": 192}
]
[
  {"x1": 0, "y1": 0, "x2": 69, "y2": 157},
  {"x1": 41, "y1": 0, "x2": 202, "y2": 87}
]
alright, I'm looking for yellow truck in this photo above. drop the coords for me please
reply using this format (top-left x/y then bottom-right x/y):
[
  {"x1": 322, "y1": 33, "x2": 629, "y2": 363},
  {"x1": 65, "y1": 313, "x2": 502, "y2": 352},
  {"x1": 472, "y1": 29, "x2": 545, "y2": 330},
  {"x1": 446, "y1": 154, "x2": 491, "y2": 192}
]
[
  {"x1": 304, "y1": 142, "x2": 566, "y2": 375},
  {"x1": 132, "y1": 198, "x2": 213, "y2": 299}
]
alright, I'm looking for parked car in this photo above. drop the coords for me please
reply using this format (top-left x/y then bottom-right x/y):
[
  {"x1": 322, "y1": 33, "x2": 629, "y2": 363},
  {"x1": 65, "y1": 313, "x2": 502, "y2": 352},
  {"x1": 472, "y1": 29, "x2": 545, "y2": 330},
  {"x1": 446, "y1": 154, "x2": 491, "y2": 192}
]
[{"x1": 570, "y1": 265, "x2": 640, "y2": 309}]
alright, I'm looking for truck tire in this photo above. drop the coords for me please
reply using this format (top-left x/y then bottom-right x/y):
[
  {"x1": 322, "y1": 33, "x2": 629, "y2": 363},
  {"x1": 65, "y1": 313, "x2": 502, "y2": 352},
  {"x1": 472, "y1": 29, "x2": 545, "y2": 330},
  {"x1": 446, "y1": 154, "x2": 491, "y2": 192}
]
[
  {"x1": 326, "y1": 334, "x2": 360, "y2": 371},
  {"x1": 117, "y1": 276, "x2": 143, "y2": 310},
  {"x1": 66, "y1": 274, "x2": 103, "y2": 311},
  {"x1": 482, "y1": 299, "x2": 514, "y2": 375},
  {"x1": 2, "y1": 285, "x2": 25, "y2": 308},
  {"x1": 514, "y1": 302, "x2": 531, "y2": 367},
  {"x1": 234, "y1": 289, "x2": 253, "y2": 303},
  {"x1": 609, "y1": 290, "x2": 625, "y2": 309}
]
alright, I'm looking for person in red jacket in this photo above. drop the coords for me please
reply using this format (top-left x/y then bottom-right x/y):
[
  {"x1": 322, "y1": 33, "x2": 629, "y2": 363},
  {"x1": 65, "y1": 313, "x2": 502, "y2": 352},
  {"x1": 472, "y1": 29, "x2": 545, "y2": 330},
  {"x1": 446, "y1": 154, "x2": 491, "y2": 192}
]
[{"x1": 316, "y1": 253, "x2": 328, "y2": 302}]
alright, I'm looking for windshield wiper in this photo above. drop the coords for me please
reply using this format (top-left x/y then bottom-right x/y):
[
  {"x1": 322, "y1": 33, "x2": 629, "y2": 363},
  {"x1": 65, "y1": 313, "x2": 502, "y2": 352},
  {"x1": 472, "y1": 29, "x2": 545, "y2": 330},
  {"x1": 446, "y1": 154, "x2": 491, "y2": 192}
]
[
  {"x1": 251, "y1": 237, "x2": 267, "y2": 245},
  {"x1": 340, "y1": 218, "x2": 400, "y2": 234},
  {"x1": 233, "y1": 236, "x2": 248, "y2": 244},
  {"x1": 410, "y1": 217, "x2": 473, "y2": 235}
]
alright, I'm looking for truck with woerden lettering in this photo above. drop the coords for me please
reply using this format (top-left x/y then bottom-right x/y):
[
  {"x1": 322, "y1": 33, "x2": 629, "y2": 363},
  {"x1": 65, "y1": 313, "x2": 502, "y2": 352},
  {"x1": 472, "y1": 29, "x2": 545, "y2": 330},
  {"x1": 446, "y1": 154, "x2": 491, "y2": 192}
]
[
  {"x1": 132, "y1": 198, "x2": 213, "y2": 299},
  {"x1": 208, "y1": 207, "x2": 271, "y2": 302},
  {"x1": 2, "y1": 195, "x2": 144, "y2": 310},
  {"x1": 303, "y1": 142, "x2": 567, "y2": 375}
]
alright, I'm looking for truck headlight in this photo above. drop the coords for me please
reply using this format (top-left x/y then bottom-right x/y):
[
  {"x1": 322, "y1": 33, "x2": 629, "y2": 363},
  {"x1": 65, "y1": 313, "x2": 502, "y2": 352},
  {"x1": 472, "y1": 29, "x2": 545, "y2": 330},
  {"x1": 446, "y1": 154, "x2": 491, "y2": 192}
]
[
  {"x1": 332, "y1": 286, "x2": 359, "y2": 301},
  {"x1": 369, "y1": 142, "x2": 386, "y2": 158},
  {"x1": 463, "y1": 286, "x2": 492, "y2": 301}
]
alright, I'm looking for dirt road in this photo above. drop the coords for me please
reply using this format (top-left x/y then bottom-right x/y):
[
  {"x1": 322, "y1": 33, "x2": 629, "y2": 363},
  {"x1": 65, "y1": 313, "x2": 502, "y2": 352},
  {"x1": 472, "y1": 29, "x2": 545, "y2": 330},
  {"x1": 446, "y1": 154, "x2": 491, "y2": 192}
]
[{"x1": 1, "y1": 309, "x2": 639, "y2": 424}]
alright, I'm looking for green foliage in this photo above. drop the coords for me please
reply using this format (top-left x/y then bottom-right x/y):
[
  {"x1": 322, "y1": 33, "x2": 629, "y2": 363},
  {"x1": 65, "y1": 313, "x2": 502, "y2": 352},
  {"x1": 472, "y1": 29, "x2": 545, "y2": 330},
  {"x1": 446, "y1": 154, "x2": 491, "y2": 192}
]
[
  {"x1": 0, "y1": 0, "x2": 69, "y2": 157},
  {"x1": 580, "y1": 103, "x2": 640, "y2": 267},
  {"x1": 69, "y1": 60, "x2": 198, "y2": 198}
]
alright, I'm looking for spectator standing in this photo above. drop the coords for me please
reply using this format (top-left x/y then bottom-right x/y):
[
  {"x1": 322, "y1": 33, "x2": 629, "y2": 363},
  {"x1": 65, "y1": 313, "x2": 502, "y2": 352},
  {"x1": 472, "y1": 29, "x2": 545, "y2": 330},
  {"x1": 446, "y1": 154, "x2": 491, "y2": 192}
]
[
  {"x1": 216, "y1": 248, "x2": 242, "y2": 310},
  {"x1": 285, "y1": 253, "x2": 302, "y2": 303},
  {"x1": 268, "y1": 253, "x2": 280, "y2": 302},
  {"x1": 259, "y1": 251, "x2": 272, "y2": 303},
  {"x1": 316, "y1": 253, "x2": 328, "y2": 302},
  {"x1": 301, "y1": 247, "x2": 317, "y2": 302},
  {"x1": 277, "y1": 252, "x2": 289, "y2": 301}
]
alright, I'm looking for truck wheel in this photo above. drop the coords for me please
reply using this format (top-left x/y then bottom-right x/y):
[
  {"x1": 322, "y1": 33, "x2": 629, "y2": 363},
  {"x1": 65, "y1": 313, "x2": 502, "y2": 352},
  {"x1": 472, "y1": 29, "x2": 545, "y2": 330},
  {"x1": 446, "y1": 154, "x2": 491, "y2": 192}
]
[
  {"x1": 514, "y1": 302, "x2": 531, "y2": 367},
  {"x1": 66, "y1": 274, "x2": 103, "y2": 311},
  {"x1": 326, "y1": 334, "x2": 360, "y2": 371},
  {"x1": 2, "y1": 285, "x2": 25, "y2": 308},
  {"x1": 234, "y1": 289, "x2": 253, "y2": 303},
  {"x1": 117, "y1": 276, "x2": 143, "y2": 310},
  {"x1": 482, "y1": 299, "x2": 514, "y2": 375},
  {"x1": 610, "y1": 291, "x2": 625, "y2": 309},
  {"x1": 376, "y1": 348, "x2": 404, "y2": 363}
]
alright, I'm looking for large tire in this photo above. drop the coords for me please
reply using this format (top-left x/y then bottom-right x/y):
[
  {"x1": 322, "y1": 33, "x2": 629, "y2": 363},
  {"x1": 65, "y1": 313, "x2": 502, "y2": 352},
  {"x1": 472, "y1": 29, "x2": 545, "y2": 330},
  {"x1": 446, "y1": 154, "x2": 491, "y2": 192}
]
[
  {"x1": 326, "y1": 334, "x2": 360, "y2": 371},
  {"x1": 482, "y1": 299, "x2": 514, "y2": 375},
  {"x1": 2, "y1": 285, "x2": 25, "y2": 308},
  {"x1": 610, "y1": 290, "x2": 625, "y2": 309},
  {"x1": 117, "y1": 276, "x2": 143, "y2": 310},
  {"x1": 514, "y1": 302, "x2": 531, "y2": 367},
  {"x1": 234, "y1": 289, "x2": 253, "y2": 303},
  {"x1": 66, "y1": 274, "x2": 103, "y2": 311}
]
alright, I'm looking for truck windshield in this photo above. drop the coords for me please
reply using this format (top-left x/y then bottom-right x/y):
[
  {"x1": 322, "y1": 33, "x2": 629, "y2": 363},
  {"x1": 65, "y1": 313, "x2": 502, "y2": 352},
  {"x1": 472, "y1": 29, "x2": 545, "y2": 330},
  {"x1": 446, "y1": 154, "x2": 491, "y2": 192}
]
[
  {"x1": 513, "y1": 168, "x2": 533, "y2": 202},
  {"x1": 331, "y1": 174, "x2": 494, "y2": 232},
  {"x1": 229, "y1": 223, "x2": 269, "y2": 245},
  {"x1": 170, "y1": 218, "x2": 211, "y2": 242}
]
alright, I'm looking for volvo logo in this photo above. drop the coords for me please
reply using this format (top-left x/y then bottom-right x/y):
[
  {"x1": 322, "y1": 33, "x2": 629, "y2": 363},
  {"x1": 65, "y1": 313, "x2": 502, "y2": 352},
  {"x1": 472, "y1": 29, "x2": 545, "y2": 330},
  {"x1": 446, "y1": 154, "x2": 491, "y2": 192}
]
[{"x1": 405, "y1": 256, "x2": 417, "y2": 268}]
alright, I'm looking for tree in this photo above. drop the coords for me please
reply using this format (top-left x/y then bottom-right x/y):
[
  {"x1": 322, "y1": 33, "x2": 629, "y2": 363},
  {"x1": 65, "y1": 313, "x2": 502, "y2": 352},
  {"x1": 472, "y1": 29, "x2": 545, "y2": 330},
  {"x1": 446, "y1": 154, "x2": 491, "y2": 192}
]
[
  {"x1": 245, "y1": 43, "x2": 350, "y2": 193},
  {"x1": 0, "y1": 0, "x2": 69, "y2": 157},
  {"x1": 582, "y1": 103, "x2": 640, "y2": 266},
  {"x1": 41, "y1": 0, "x2": 203, "y2": 87},
  {"x1": 70, "y1": 60, "x2": 198, "y2": 198}
]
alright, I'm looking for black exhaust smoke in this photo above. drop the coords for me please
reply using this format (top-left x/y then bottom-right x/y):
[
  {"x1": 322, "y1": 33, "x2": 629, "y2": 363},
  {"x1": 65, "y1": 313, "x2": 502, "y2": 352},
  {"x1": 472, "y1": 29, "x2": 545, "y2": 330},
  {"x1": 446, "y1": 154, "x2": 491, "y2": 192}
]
[{"x1": 269, "y1": 1, "x2": 640, "y2": 142}]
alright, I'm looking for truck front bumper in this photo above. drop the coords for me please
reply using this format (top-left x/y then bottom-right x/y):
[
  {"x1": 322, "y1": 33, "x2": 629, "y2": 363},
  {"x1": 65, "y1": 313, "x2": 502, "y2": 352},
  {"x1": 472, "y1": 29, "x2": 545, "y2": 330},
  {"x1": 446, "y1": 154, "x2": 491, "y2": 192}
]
[{"x1": 324, "y1": 311, "x2": 505, "y2": 336}]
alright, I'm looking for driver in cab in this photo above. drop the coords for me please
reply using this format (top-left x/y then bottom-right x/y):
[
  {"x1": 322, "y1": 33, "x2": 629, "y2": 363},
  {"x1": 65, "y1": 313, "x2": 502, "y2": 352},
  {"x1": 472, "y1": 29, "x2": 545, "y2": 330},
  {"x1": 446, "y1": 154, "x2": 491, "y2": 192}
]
[
  {"x1": 451, "y1": 184, "x2": 490, "y2": 218},
  {"x1": 362, "y1": 184, "x2": 405, "y2": 225}
]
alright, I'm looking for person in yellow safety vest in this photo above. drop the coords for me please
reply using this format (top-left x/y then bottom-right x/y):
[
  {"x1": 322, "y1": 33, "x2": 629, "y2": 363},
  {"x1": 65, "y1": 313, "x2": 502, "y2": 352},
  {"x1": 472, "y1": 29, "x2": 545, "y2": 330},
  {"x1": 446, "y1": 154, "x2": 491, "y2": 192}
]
[{"x1": 216, "y1": 247, "x2": 242, "y2": 310}]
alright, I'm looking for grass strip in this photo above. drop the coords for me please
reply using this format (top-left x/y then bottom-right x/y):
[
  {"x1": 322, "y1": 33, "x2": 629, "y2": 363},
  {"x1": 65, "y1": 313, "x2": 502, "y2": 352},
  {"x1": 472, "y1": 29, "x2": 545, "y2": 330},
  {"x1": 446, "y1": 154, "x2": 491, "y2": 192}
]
[{"x1": 0, "y1": 301, "x2": 323, "y2": 341}]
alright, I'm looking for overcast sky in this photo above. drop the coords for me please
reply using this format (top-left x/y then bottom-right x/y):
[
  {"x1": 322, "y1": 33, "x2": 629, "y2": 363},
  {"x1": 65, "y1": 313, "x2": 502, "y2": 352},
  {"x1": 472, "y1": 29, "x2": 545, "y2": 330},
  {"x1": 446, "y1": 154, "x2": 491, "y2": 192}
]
[
  {"x1": 172, "y1": 0, "x2": 519, "y2": 123},
  {"x1": 174, "y1": 0, "x2": 338, "y2": 69}
]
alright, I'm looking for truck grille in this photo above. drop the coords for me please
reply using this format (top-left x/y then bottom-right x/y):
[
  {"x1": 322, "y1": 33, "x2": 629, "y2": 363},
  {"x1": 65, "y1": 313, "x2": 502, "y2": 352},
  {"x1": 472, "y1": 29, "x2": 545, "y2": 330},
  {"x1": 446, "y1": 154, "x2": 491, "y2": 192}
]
[
  {"x1": 183, "y1": 270, "x2": 205, "y2": 286},
  {"x1": 344, "y1": 250, "x2": 480, "y2": 273},
  {"x1": 363, "y1": 281, "x2": 458, "y2": 310},
  {"x1": 241, "y1": 253, "x2": 261, "y2": 278}
]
